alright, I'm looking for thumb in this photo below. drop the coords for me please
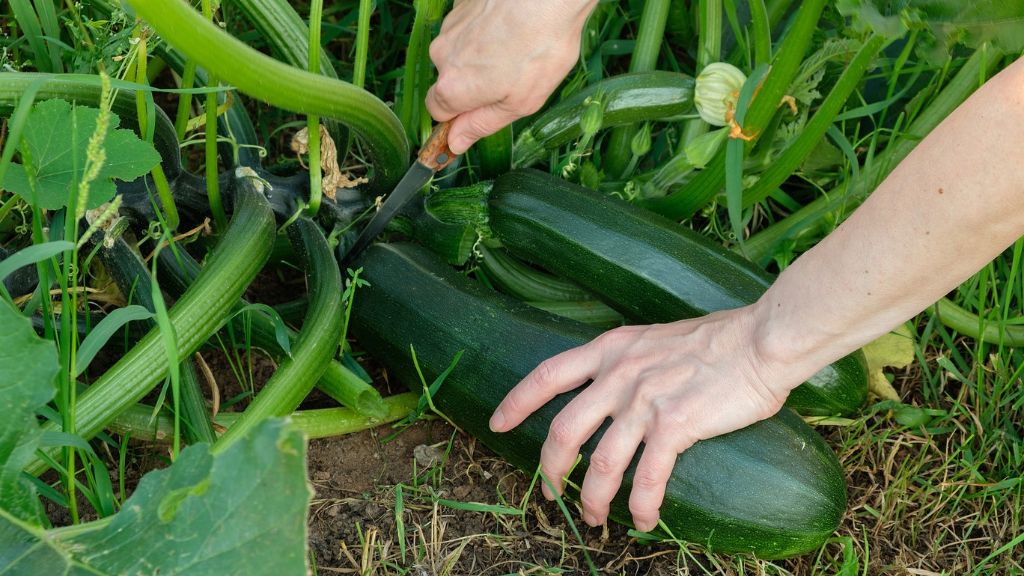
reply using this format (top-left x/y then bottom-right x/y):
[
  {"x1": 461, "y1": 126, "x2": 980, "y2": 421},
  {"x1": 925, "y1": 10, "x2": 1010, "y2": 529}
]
[{"x1": 447, "y1": 104, "x2": 518, "y2": 155}]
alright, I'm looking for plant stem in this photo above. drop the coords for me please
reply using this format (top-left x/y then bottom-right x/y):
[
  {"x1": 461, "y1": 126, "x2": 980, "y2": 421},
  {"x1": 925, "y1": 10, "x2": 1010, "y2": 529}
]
[
  {"x1": 749, "y1": 0, "x2": 772, "y2": 67},
  {"x1": 126, "y1": 0, "x2": 409, "y2": 192},
  {"x1": 742, "y1": 34, "x2": 887, "y2": 208},
  {"x1": 201, "y1": 0, "x2": 225, "y2": 229},
  {"x1": 744, "y1": 46, "x2": 1004, "y2": 264},
  {"x1": 26, "y1": 182, "x2": 275, "y2": 477},
  {"x1": 353, "y1": 0, "x2": 372, "y2": 88},
  {"x1": 173, "y1": 61, "x2": 197, "y2": 140},
  {"x1": 305, "y1": 0, "x2": 325, "y2": 215},
  {"x1": 679, "y1": 0, "x2": 723, "y2": 150},
  {"x1": 133, "y1": 28, "x2": 180, "y2": 229},
  {"x1": 643, "y1": 0, "x2": 827, "y2": 219},
  {"x1": 933, "y1": 298, "x2": 1024, "y2": 347},
  {"x1": 603, "y1": 0, "x2": 671, "y2": 178},
  {"x1": 213, "y1": 218, "x2": 343, "y2": 450}
]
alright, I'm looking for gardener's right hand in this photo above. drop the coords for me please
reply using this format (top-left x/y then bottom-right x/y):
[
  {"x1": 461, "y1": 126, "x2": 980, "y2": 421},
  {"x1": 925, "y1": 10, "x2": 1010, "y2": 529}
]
[{"x1": 426, "y1": 0, "x2": 598, "y2": 155}]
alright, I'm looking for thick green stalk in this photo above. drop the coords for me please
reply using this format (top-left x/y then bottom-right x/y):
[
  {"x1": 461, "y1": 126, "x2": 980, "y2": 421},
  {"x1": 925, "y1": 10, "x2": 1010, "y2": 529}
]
[
  {"x1": 120, "y1": 393, "x2": 418, "y2": 442},
  {"x1": 231, "y1": 0, "x2": 346, "y2": 151},
  {"x1": 126, "y1": 0, "x2": 409, "y2": 191},
  {"x1": 157, "y1": 244, "x2": 388, "y2": 419},
  {"x1": 479, "y1": 245, "x2": 592, "y2": 303},
  {"x1": 26, "y1": 182, "x2": 275, "y2": 476},
  {"x1": 221, "y1": 394, "x2": 418, "y2": 440},
  {"x1": 603, "y1": 0, "x2": 671, "y2": 177},
  {"x1": 173, "y1": 61, "x2": 198, "y2": 140},
  {"x1": 642, "y1": 0, "x2": 827, "y2": 219},
  {"x1": 201, "y1": 0, "x2": 225, "y2": 229},
  {"x1": 399, "y1": 0, "x2": 444, "y2": 144},
  {"x1": 679, "y1": 0, "x2": 723, "y2": 149},
  {"x1": 742, "y1": 35, "x2": 887, "y2": 208},
  {"x1": 744, "y1": 47, "x2": 1003, "y2": 265},
  {"x1": 133, "y1": 31, "x2": 180, "y2": 229},
  {"x1": 749, "y1": 0, "x2": 772, "y2": 67},
  {"x1": 526, "y1": 299, "x2": 624, "y2": 329},
  {"x1": 214, "y1": 218, "x2": 344, "y2": 450},
  {"x1": 353, "y1": 0, "x2": 373, "y2": 88},
  {"x1": 934, "y1": 298, "x2": 1024, "y2": 347},
  {"x1": 305, "y1": 0, "x2": 325, "y2": 215}
]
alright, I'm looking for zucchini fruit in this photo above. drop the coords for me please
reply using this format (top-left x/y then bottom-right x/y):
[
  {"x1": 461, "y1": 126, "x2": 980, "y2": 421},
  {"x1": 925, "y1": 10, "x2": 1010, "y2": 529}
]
[
  {"x1": 487, "y1": 169, "x2": 868, "y2": 416},
  {"x1": 349, "y1": 243, "x2": 846, "y2": 559},
  {"x1": 514, "y1": 71, "x2": 695, "y2": 168}
]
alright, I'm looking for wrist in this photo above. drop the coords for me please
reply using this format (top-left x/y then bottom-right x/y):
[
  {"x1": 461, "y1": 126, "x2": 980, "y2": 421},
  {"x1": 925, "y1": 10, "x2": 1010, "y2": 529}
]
[{"x1": 747, "y1": 291, "x2": 835, "y2": 397}]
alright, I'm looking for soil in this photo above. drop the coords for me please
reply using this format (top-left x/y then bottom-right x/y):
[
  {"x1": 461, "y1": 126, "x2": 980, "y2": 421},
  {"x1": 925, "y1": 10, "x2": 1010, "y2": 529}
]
[{"x1": 303, "y1": 418, "x2": 680, "y2": 575}]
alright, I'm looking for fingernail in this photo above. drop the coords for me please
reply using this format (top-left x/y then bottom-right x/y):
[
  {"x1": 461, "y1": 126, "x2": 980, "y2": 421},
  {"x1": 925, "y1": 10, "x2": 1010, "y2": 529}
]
[
  {"x1": 489, "y1": 409, "x2": 506, "y2": 432},
  {"x1": 636, "y1": 519, "x2": 657, "y2": 533},
  {"x1": 583, "y1": 513, "x2": 599, "y2": 527}
]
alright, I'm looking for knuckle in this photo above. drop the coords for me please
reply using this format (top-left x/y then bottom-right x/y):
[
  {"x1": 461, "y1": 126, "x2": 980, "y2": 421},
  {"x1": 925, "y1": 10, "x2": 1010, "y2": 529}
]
[
  {"x1": 587, "y1": 449, "x2": 617, "y2": 476},
  {"x1": 501, "y1": 389, "x2": 526, "y2": 414},
  {"x1": 548, "y1": 414, "x2": 576, "y2": 445},
  {"x1": 463, "y1": 113, "x2": 497, "y2": 139},
  {"x1": 631, "y1": 466, "x2": 666, "y2": 491},
  {"x1": 427, "y1": 38, "x2": 444, "y2": 64},
  {"x1": 529, "y1": 359, "x2": 559, "y2": 388}
]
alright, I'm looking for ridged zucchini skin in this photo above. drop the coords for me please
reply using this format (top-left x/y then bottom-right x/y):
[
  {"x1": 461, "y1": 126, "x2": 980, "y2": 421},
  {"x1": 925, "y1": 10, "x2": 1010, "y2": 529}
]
[
  {"x1": 350, "y1": 243, "x2": 846, "y2": 559},
  {"x1": 488, "y1": 169, "x2": 868, "y2": 417}
]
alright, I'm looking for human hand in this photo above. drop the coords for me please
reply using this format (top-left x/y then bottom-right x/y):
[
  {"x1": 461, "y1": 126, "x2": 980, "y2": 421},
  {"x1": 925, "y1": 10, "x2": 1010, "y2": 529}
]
[
  {"x1": 426, "y1": 0, "x2": 598, "y2": 154},
  {"x1": 488, "y1": 307, "x2": 808, "y2": 532}
]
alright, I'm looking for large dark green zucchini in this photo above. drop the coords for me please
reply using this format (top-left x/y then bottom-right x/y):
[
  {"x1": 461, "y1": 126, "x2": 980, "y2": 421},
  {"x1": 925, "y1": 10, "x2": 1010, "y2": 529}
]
[
  {"x1": 488, "y1": 169, "x2": 868, "y2": 416},
  {"x1": 350, "y1": 243, "x2": 846, "y2": 559}
]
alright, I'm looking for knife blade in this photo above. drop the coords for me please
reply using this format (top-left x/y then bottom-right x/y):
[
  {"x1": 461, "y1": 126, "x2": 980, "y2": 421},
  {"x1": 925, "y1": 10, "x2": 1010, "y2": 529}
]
[{"x1": 339, "y1": 121, "x2": 457, "y2": 269}]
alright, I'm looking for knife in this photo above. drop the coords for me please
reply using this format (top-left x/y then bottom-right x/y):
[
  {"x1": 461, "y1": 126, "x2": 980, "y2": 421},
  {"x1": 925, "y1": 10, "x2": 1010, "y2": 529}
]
[{"x1": 339, "y1": 121, "x2": 458, "y2": 269}]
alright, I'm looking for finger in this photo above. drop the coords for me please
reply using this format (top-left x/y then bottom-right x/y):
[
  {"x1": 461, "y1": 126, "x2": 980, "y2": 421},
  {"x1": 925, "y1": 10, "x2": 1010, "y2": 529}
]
[
  {"x1": 537, "y1": 388, "x2": 610, "y2": 501},
  {"x1": 490, "y1": 342, "x2": 603, "y2": 433},
  {"x1": 446, "y1": 103, "x2": 522, "y2": 155},
  {"x1": 579, "y1": 418, "x2": 645, "y2": 527},
  {"x1": 628, "y1": 435, "x2": 688, "y2": 533},
  {"x1": 424, "y1": 80, "x2": 471, "y2": 123}
]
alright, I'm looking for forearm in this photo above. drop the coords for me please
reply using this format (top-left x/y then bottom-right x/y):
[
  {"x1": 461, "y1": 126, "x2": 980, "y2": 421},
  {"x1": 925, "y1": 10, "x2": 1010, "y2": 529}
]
[{"x1": 755, "y1": 56, "x2": 1024, "y2": 383}]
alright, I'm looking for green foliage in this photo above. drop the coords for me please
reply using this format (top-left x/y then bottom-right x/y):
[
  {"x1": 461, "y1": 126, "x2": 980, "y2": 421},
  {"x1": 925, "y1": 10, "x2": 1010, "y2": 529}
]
[
  {"x1": 0, "y1": 299, "x2": 60, "y2": 526},
  {"x1": 0, "y1": 419, "x2": 311, "y2": 575},
  {"x1": 838, "y1": 0, "x2": 1024, "y2": 56},
  {"x1": 1, "y1": 99, "x2": 159, "y2": 211}
]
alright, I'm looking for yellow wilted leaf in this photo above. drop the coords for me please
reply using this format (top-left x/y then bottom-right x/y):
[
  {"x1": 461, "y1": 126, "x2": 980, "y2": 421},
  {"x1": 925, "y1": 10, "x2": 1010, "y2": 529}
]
[{"x1": 861, "y1": 324, "x2": 916, "y2": 401}]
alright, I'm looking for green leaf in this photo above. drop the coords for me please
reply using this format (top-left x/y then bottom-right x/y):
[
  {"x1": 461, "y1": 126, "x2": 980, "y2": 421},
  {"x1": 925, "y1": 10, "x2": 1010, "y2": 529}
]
[
  {"x1": 0, "y1": 299, "x2": 60, "y2": 526},
  {"x1": 837, "y1": 0, "x2": 1024, "y2": 54},
  {"x1": 0, "y1": 419, "x2": 311, "y2": 575},
  {"x1": 1, "y1": 99, "x2": 160, "y2": 211}
]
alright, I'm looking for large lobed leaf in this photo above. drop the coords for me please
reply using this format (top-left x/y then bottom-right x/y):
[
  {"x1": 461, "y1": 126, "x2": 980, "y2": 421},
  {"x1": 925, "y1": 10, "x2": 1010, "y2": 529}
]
[
  {"x1": 1, "y1": 99, "x2": 160, "y2": 210},
  {"x1": 0, "y1": 419, "x2": 312, "y2": 575}
]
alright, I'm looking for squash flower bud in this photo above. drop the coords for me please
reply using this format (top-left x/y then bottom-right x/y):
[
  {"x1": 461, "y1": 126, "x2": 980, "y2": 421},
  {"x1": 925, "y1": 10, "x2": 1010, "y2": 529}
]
[{"x1": 694, "y1": 62, "x2": 747, "y2": 127}]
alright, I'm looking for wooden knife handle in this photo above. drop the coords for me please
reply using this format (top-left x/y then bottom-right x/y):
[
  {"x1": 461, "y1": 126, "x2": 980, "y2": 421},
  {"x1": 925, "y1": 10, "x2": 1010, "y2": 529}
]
[{"x1": 417, "y1": 121, "x2": 458, "y2": 171}]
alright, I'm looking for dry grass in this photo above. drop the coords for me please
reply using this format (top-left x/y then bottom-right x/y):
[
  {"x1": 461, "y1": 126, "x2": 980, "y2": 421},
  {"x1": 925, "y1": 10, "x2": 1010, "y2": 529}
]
[{"x1": 306, "y1": 345, "x2": 1024, "y2": 576}]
